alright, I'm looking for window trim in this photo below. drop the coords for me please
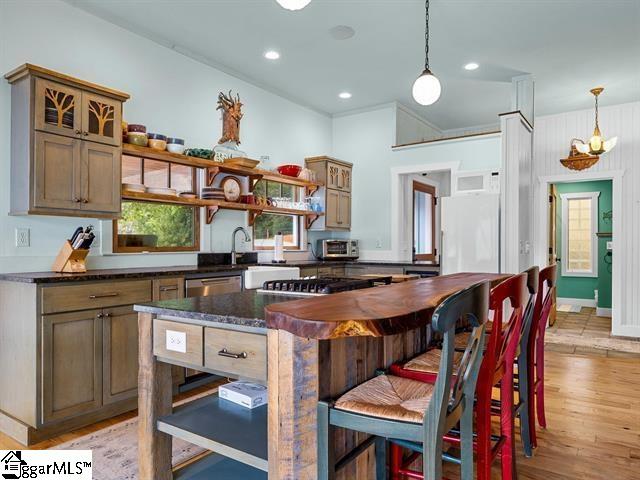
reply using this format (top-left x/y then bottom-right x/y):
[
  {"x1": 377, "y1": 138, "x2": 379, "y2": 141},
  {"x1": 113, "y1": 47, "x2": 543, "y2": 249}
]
[
  {"x1": 112, "y1": 201, "x2": 201, "y2": 253},
  {"x1": 252, "y1": 179, "x2": 303, "y2": 251},
  {"x1": 560, "y1": 191, "x2": 599, "y2": 278}
]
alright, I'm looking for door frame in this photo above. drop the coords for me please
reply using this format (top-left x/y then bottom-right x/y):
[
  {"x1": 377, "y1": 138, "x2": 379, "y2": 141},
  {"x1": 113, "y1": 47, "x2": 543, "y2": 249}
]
[
  {"x1": 412, "y1": 181, "x2": 437, "y2": 261},
  {"x1": 390, "y1": 161, "x2": 460, "y2": 261},
  {"x1": 536, "y1": 169, "x2": 623, "y2": 335}
]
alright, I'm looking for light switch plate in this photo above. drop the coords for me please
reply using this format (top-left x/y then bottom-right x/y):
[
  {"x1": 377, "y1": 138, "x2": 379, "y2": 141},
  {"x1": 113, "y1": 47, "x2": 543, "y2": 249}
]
[
  {"x1": 166, "y1": 330, "x2": 187, "y2": 353},
  {"x1": 15, "y1": 228, "x2": 30, "y2": 247},
  {"x1": 606, "y1": 241, "x2": 612, "y2": 251}
]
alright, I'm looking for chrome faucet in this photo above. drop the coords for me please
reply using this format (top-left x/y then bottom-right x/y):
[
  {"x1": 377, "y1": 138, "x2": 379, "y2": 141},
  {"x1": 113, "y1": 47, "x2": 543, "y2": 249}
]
[{"x1": 231, "y1": 227, "x2": 251, "y2": 265}]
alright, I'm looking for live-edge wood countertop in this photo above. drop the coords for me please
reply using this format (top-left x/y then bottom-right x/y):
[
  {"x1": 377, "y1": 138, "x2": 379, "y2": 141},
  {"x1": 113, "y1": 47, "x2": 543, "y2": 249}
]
[{"x1": 264, "y1": 272, "x2": 510, "y2": 339}]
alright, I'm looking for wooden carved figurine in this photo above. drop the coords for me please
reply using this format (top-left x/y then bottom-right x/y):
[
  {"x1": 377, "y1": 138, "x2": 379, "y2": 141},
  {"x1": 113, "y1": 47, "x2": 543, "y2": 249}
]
[{"x1": 217, "y1": 90, "x2": 243, "y2": 145}]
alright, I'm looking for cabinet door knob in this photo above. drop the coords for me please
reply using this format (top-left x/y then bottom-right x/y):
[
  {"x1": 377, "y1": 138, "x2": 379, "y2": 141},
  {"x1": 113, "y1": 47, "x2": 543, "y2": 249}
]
[
  {"x1": 73, "y1": 197, "x2": 81, "y2": 203},
  {"x1": 83, "y1": 131, "x2": 89, "y2": 136},
  {"x1": 81, "y1": 198, "x2": 88, "y2": 204},
  {"x1": 75, "y1": 129, "x2": 82, "y2": 135}
]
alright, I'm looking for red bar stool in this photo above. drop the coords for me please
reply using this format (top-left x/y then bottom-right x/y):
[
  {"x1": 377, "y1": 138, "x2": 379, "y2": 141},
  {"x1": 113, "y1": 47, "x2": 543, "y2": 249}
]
[
  {"x1": 389, "y1": 273, "x2": 527, "y2": 480},
  {"x1": 527, "y1": 264, "x2": 557, "y2": 448}
]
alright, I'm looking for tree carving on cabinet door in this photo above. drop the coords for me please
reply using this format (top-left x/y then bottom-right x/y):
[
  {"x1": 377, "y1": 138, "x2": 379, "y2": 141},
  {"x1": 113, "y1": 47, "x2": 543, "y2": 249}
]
[
  {"x1": 341, "y1": 168, "x2": 350, "y2": 190},
  {"x1": 329, "y1": 165, "x2": 339, "y2": 189},
  {"x1": 88, "y1": 100, "x2": 115, "y2": 137},
  {"x1": 44, "y1": 88, "x2": 75, "y2": 129}
]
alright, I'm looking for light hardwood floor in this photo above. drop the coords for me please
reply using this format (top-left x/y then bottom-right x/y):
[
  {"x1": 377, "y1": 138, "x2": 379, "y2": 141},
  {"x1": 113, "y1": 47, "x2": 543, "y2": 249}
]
[{"x1": 1, "y1": 353, "x2": 638, "y2": 479}]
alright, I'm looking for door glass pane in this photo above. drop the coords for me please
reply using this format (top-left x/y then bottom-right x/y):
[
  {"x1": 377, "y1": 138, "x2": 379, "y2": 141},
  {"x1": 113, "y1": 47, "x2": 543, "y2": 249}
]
[
  {"x1": 44, "y1": 87, "x2": 75, "y2": 129},
  {"x1": 414, "y1": 191, "x2": 434, "y2": 255},
  {"x1": 566, "y1": 198, "x2": 592, "y2": 272},
  {"x1": 87, "y1": 100, "x2": 115, "y2": 137}
]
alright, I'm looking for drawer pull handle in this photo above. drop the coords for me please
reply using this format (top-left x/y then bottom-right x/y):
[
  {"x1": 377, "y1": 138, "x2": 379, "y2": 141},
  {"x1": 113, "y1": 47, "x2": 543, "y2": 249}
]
[
  {"x1": 159, "y1": 286, "x2": 179, "y2": 292},
  {"x1": 218, "y1": 348, "x2": 247, "y2": 359},
  {"x1": 89, "y1": 292, "x2": 119, "y2": 299},
  {"x1": 201, "y1": 278, "x2": 235, "y2": 284}
]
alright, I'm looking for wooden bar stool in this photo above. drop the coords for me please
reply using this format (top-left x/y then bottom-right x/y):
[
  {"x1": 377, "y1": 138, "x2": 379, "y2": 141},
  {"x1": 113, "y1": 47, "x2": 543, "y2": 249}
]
[
  {"x1": 317, "y1": 281, "x2": 491, "y2": 480},
  {"x1": 527, "y1": 264, "x2": 557, "y2": 448},
  {"x1": 389, "y1": 273, "x2": 527, "y2": 480}
]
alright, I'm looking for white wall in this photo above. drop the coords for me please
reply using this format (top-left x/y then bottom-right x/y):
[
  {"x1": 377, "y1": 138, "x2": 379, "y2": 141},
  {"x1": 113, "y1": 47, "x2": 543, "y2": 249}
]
[
  {"x1": 395, "y1": 103, "x2": 442, "y2": 145},
  {"x1": 533, "y1": 101, "x2": 640, "y2": 337},
  {"x1": 332, "y1": 104, "x2": 502, "y2": 258},
  {"x1": 0, "y1": 0, "x2": 332, "y2": 273}
]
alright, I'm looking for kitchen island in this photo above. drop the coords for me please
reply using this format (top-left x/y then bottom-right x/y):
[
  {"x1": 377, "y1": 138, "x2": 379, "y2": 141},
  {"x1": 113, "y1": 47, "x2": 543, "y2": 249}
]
[{"x1": 135, "y1": 273, "x2": 507, "y2": 480}]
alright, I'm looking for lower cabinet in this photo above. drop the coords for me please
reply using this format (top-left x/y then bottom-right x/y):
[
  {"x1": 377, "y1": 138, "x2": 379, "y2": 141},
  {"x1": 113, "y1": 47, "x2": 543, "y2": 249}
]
[
  {"x1": 102, "y1": 305, "x2": 139, "y2": 404},
  {"x1": 42, "y1": 309, "x2": 103, "y2": 423}
]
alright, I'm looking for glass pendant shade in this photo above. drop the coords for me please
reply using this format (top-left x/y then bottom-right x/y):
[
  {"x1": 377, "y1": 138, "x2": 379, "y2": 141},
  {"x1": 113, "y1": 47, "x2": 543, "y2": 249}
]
[
  {"x1": 412, "y1": 69, "x2": 441, "y2": 106},
  {"x1": 575, "y1": 87, "x2": 618, "y2": 156},
  {"x1": 276, "y1": 0, "x2": 311, "y2": 10}
]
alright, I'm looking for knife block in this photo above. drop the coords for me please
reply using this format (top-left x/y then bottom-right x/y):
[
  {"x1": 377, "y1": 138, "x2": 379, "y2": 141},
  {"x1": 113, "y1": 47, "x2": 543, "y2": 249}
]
[{"x1": 52, "y1": 240, "x2": 89, "y2": 273}]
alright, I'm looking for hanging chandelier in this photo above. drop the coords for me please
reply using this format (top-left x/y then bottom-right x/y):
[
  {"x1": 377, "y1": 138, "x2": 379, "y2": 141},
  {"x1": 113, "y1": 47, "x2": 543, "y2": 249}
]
[
  {"x1": 575, "y1": 87, "x2": 617, "y2": 156},
  {"x1": 412, "y1": 0, "x2": 441, "y2": 106},
  {"x1": 276, "y1": 0, "x2": 311, "y2": 11}
]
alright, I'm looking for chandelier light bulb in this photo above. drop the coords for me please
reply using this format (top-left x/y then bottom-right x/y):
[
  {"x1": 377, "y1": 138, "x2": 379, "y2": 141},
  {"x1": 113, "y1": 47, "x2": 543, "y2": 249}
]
[
  {"x1": 412, "y1": 69, "x2": 441, "y2": 106},
  {"x1": 276, "y1": 0, "x2": 311, "y2": 10}
]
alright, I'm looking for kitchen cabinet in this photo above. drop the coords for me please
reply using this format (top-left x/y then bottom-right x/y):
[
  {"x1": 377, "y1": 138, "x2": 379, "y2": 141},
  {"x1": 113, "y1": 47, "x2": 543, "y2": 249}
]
[
  {"x1": 42, "y1": 309, "x2": 102, "y2": 422},
  {"x1": 306, "y1": 156, "x2": 353, "y2": 231},
  {"x1": 5, "y1": 64, "x2": 128, "y2": 218},
  {"x1": 102, "y1": 305, "x2": 139, "y2": 404},
  {"x1": 153, "y1": 277, "x2": 185, "y2": 301}
]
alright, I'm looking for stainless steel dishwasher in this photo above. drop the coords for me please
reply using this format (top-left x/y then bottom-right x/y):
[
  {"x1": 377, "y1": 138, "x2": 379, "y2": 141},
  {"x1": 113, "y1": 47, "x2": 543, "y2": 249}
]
[
  {"x1": 180, "y1": 273, "x2": 243, "y2": 391},
  {"x1": 185, "y1": 275, "x2": 242, "y2": 297}
]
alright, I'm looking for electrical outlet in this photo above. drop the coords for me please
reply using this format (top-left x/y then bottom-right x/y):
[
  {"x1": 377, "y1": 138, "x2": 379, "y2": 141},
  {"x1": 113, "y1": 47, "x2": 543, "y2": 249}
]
[{"x1": 15, "y1": 228, "x2": 30, "y2": 247}]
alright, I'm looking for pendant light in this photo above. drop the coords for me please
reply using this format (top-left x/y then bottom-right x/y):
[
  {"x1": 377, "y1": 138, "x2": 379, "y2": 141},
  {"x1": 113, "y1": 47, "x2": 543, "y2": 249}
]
[
  {"x1": 412, "y1": 0, "x2": 441, "y2": 106},
  {"x1": 575, "y1": 87, "x2": 617, "y2": 155},
  {"x1": 276, "y1": 0, "x2": 311, "y2": 10}
]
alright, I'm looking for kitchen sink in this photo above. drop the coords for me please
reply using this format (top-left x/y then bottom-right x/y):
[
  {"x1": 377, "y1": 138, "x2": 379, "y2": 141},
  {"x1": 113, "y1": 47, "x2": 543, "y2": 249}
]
[
  {"x1": 243, "y1": 266, "x2": 301, "y2": 289},
  {"x1": 197, "y1": 252, "x2": 258, "y2": 266}
]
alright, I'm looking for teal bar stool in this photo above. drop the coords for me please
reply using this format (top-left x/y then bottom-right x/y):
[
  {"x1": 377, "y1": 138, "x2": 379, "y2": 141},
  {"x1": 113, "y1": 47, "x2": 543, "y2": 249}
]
[{"x1": 317, "y1": 280, "x2": 490, "y2": 480}]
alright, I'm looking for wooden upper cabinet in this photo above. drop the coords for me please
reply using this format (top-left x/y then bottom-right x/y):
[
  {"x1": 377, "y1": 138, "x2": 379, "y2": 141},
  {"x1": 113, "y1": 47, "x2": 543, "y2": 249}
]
[
  {"x1": 5, "y1": 64, "x2": 129, "y2": 218},
  {"x1": 82, "y1": 92, "x2": 122, "y2": 146},
  {"x1": 81, "y1": 141, "x2": 121, "y2": 213},
  {"x1": 33, "y1": 132, "x2": 81, "y2": 210},
  {"x1": 34, "y1": 78, "x2": 82, "y2": 138},
  {"x1": 305, "y1": 156, "x2": 353, "y2": 231}
]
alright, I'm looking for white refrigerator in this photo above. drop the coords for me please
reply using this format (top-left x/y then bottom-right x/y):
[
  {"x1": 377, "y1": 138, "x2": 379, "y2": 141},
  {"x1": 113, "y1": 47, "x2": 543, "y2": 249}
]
[{"x1": 440, "y1": 193, "x2": 500, "y2": 275}]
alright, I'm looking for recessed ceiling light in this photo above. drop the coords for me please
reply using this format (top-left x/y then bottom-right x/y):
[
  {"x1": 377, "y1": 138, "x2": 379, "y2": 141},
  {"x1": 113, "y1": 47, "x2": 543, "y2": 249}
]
[
  {"x1": 329, "y1": 25, "x2": 356, "y2": 40},
  {"x1": 464, "y1": 62, "x2": 479, "y2": 71},
  {"x1": 276, "y1": 0, "x2": 311, "y2": 10},
  {"x1": 264, "y1": 50, "x2": 280, "y2": 60},
  {"x1": 338, "y1": 92, "x2": 352, "y2": 99}
]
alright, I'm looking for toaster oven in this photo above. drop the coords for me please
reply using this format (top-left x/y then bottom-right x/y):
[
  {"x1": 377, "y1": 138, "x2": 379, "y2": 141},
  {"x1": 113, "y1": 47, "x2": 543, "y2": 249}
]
[{"x1": 317, "y1": 239, "x2": 359, "y2": 259}]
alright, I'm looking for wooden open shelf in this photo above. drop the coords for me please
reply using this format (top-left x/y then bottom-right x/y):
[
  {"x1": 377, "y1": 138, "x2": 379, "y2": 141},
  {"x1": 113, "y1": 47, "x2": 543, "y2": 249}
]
[
  {"x1": 122, "y1": 144, "x2": 324, "y2": 193},
  {"x1": 122, "y1": 143, "x2": 221, "y2": 169},
  {"x1": 122, "y1": 189, "x2": 324, "y2": 226}
]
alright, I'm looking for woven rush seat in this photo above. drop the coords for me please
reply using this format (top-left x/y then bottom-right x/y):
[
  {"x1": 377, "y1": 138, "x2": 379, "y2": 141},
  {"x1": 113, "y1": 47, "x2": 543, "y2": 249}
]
[
  {"x1": 334, "y1": 374, "x2": 435, "y2": 424},
  {"x1": 455, "y1": 322, "x2": 493, "y2": 350},
  {"x1": 403, "y1": 348, "x2": 463, "y2": 375}
]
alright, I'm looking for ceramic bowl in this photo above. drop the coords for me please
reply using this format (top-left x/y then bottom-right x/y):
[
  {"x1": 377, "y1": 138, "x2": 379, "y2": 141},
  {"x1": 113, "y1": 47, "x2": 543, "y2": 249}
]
[
  {"x1": 126, "y1": 133, "x2": 148, "y2": 147},
  {"x1": 277, "y1": 164, "x2": 302, "y2": 177},
  {"x1": 127, "y1": 124, "x2": 147, "y2": 133},
  {"x1": 147, "y1": 133, "x2": 167, "y2": 141},
  {"x1": 167, "y1": 137, "x2": 184, "y2": 145},
  {"x1": 166, "y1": 143, "x2": 185, "y2": 154},
  {"x1": 148, "y1": 138, "x2": 167, "y2": 151}
]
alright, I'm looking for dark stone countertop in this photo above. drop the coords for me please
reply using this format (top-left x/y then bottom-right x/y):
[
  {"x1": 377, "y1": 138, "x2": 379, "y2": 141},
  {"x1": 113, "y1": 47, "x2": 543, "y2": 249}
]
[
  {"x1": 134, "y1": 290, "x2": 298, "y2": 330},
  {"x1": 0, "y1": 260, "x2": 438, "y2": 284}
]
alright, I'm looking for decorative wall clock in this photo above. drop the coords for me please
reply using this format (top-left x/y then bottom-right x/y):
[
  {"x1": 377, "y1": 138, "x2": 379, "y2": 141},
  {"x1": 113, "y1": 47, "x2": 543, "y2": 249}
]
[{"x1": 221, "y1": 176, "x2": 242, "y2": 202}]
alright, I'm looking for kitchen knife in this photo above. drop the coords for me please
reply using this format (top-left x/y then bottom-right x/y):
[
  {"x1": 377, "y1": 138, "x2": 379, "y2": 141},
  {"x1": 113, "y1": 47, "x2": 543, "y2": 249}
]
[{"x1": 69, "y1": 226, "x2": 83, "y2": 245}]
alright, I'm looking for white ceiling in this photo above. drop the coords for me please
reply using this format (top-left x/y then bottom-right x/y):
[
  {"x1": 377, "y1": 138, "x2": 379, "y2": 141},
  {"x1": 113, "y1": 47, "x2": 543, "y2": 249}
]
[{"x1": 68, "y1": 0, "x2": 640, "y2": 131}]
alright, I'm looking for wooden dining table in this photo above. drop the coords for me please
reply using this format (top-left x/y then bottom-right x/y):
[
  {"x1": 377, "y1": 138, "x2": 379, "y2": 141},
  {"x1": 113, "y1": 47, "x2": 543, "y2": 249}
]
[{"x1": 265, "y1": 272, "x2": 509, "y2": 479}]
